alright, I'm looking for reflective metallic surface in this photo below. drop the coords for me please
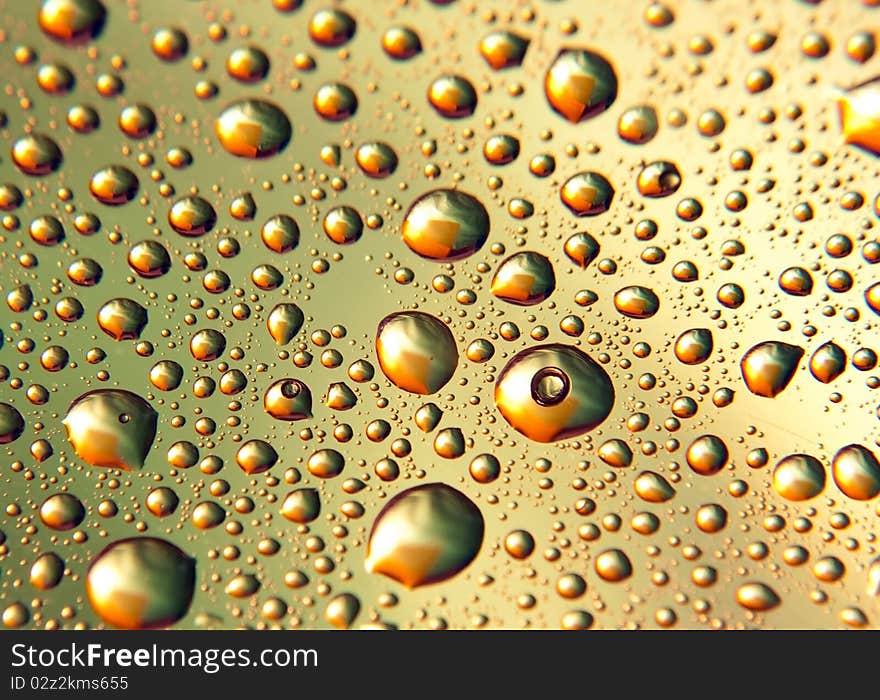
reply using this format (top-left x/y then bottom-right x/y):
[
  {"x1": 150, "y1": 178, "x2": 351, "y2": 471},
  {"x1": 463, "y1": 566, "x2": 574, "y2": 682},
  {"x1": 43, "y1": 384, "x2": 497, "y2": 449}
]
[{"x1": 2, "y1": 0, "x2": 880, "y2": 630}]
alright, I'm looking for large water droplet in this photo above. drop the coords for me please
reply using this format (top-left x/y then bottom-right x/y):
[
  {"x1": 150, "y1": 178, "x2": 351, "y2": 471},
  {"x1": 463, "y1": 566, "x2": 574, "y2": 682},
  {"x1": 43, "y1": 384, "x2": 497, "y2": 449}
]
[
  {"x1": 39, "y1": 0, "x2": 106, "y2": 45},
  {"x1": 86, "y1": 537, "x2": 195, "y2": 629},
  {"x1": 613, "y1": 285, "x2": 660, "y2": 319},
  {"x1": 686, "y1": 434, "x2": 729, "y2": 476},
  {"x1": 495, "y1": 344, "x2": 614, "y2": 442},
  {"x1": 560, "y1": 172, "x2": 615, "y2": 216},
  {"x1": 545, "y1": 49, "x2": 618, "y2": 123},
  {"x1": 267, "y1": 303, "x2": 304, "y2": 345},
  {"x1": 773, "y1": 454, "x2": 826, "y2": 501},
  {"x1": 491, "y1": 251, "x2": 556, "y2": 305},
  {"x1": 0, "y1": 403, "x2": 25, "y2": 444},
  {"x1": 427, "y1": 75, "x2": 477, "y2": 118},
  {"x1": 674, "y1": 328, "x2": 713, "y2": 364},
  {"x1": 89, "y1": 165, "x2": 139, "y2": 205},
  {"x1": 215, "y1": 99, "x2": 292, "y2": 159},
  {"x1": 96, "y1": 298, "x2": 148, "y2": 341},
  {"x1": 376, "y1": 311, "x2": 458, "y2": 394},
  {"x1": 402, "y1": 189, "x2": 490, "y2": 261},
  {"x1": 11, "y1": 134, "x2": 63, "y2": 176},
  {"x1": 740, "y1": 341, "x2": 804, "y2": 397},
  {"x1": 736, "y1": 582, "x2": 780, "y2": 612},
  {"x1": 365, "y1": 483, "x2": 484, "y2": 588},
  {"x1": 63, "y1": 390, "x2": 158, "y2": 470},
  {"x1": 832, "y1": 444, "x2": 880, "y2": 500},
  {"x1": 264, "y1": 379, "x2": 312, "y2": 420}
]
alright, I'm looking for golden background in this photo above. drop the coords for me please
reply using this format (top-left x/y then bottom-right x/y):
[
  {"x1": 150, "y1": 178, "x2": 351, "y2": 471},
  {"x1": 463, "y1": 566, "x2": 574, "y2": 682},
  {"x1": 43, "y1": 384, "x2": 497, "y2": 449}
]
[{"x1": 1, "y1": 0, "x2": 880, "y2": 629}]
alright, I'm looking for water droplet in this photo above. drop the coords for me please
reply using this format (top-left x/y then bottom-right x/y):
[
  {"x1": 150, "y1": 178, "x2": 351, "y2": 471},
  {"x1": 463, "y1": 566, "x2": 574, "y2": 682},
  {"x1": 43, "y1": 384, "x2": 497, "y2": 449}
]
[
  {"x1": 39, "y1": 0, "x2": 106, "y2": 45},
  {"x1": 427, "y1": 75, "x2": 477, "y2": 118},
  {"x1": 225, "y1": 574, "x2": 260, "y2": 598},
  {"x1": 809, "y1": 341, "x2": 846, "y2": 383},
  {"x1": 813, "y1": 556, "x2": 845, "y2": 582},
  {"x1": 832, "y1": 444, "x2": 880, "y2": 500},
  {"x1": 479, "y1": 31, "x2": 529, "y2": 69},
  {"x1": 740, "y1": 341, "x2": 804, "y2": 398},
  {"x1": 307, "y1": 448, "x2": 345, "y2": 478},
  {"x1": 365, "y1": 483, "x2": 484, "y2": 588},
  {"x1": 230, "y1": 192, "x2": 256, "y2": 221},
  {"x1": 236, "y1": 439, "x2": 278, "y2": 475},
  {"x1": 267, "y1": 303, "x2": 304, "y2": 345},
  {"x1": 838, "y1": 77, "x2": 880, "y2": 156},
  {"x1": 146, "y1": 487, "x2": 179, "y2": 518},
  {"x1": 67, "y1": 257, "x2": 102, "y2": 286},
  {"x1": 63, "y1": 390, "x2": 158, "y2": 469},
  {"x1": 323, "y1": 205, "x2": 363, "y2": 244},
  {"x1": 67, "y1": 104, "x2": 100, "y2": 133},
  {"x1": 557, "y1": 573, "x2": 587, "y2": 598},
  {"x1": 2, "y1": 603, "x2": 29, "y2": 629},
  {"x1": 483, "y1": 134, "x2": 520, "y2": 165},
  {"x1": 674, "y1": 328, "x2": 713, "y2": 364},
  {"x1": 261, "y1": 215, "x2": 300, "y2": 253},
  {"x1": 151, "y1": 27, "x2": 188, "y2": 62},
  {"x1": 326, "y1": 381, "x2": 357, "y2": 410},
  {"x1": 382, "y1": 26, "x2": 422, "y2": 60},
  {"x1": 847, "y1": 31, "x2": 876, "y2": 63},
  {"x1": 190, "y1": 328, "x2": 226, "y2": 361},
  {"x1": 697, "y1": 108, "x2": 726, "y2": 137},
  {"x1": 39, "y1": 493, "x2": 85, "y2": 531},
  {"x1": 0, "y1": 403, "x2": 25, "y2": 444},
  {"x1": 868, "y1": 557, "x2": 880, "y2": 596},
  {"x1": 11, "y1": 133, "x2": 62, "y2": 176},
  {"x1": 314, "y1": 82, "x2": 358, "y2": 121},
  {"x1": 265, "y1": 379, "x2": 312, "y2": 420},
  {"x1": 504, "y1": 530, "x2": 535, "y2": 559},
  {"x1": 560, "y1": 172, "x2": 615, "y2": 216},
  {"x1": 168, "y1": 196, "x2": 216, "y2": 237},
  {"x1": 355, "y1": 142, "x2": 398, "y2": 178},
  {"x1": 118, "y1": 104, "x2": 156, "y2": 139},
  {"x1": 433, "y1": 427, "x2": 465, "y2": 459},
  {"x1": 86, "y1": 537, "x2": 195, "y2": 629},
  {"x1": 613, "y1": 285, "x2": 660, "y2": 319},
  {"x1": 637, "y1": 160, "x2": 681, "y2": 198},
  {"x1": 465, "y1": 338, "x2": 495, "y2": 363},
  {"x1": 561, "y1": 610, "x2": 594, "y2": 630},
  {"x1": 96, "y1": 298, "x2": 148, "y2": 340},
  {"x1": 735, "y1": 582, "x2": 780, "y2": 612},
  {"x1": 469, "y1": 453, "x2": 500, "y2": 483},
  {"x1": 695, "y1": 504, "x2": 728, "y2": 533},
  {"x1": 598, "y1": 438, "x2": 633, "y2": 467},
  {"x1": 30, "y1": 552, "x2": 64, "y2": 591},
  {"x1": 778, "y1": 266, "x2": 813, "y2": 296},
  {"x1": 563, "y1": 231, "x2": 600, "y2": 269},
  {"x1": 46, "y1": 65, "x2": 78, "y2": 95},
  {"x1": 773, "y1": 454, "x2": 826, "y2": 501},
  {"x1": 495, "y1": 344, "x2": 614, "y2": 442},
  {"x1": 309, "y1": 8, "x2": 356, "y2": 47},
  {"x1": 226, "y1": 46, "x2": 270, "y2": 83},
  {"x1": 215, "y1": 99, "x2": 292, "y2": 159},
  {"x1": 325, "y1": 592, "x2": 360, "y2": 629},
  {"x1": 634, "y1": 470, "x2": 676, "y2": 502},
  {"x1": 491, "y1": 251, "x2": 556, "y2": 305},
  {"x1": 686, "y1": 434, "x2": 729, "y2": 476},
  {"x1": 545, "y1": 49, "x2": 618, "y2": 123},
  {"x1": 281, "y1": 488, "x2": 321, "y2": 524},
  {"x1": 376, "y1": 311, "x2": 458, "y2": 395},
  {"x1": 402, "y1": 189, "x2": 490, "y2": 261},
  {"x1": 594, "y1": 548, "x2": 632, "y2": 582},
  {"x1": 128, "y1": 240, "x2": 171, "y2": 278},
  {"x1": 618, "y1": 105, "x2": 658, "y2": 144}
]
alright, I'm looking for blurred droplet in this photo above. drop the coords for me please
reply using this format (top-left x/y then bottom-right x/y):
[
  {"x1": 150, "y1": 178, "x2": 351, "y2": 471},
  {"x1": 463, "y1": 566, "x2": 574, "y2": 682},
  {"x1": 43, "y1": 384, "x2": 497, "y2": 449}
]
[{"x1": 86, "y1": 537, "x2": 195, "y2": 629}]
